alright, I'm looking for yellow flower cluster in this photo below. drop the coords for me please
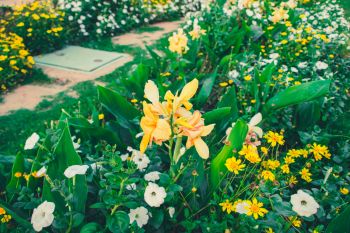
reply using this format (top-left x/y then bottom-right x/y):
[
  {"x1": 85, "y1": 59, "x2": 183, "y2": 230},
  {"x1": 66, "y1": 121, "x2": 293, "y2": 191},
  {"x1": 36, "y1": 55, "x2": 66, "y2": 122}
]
[
  {"x1": 219, "y1": 198, "x2": 268, "y2": 219},
  {"x1": 140, "y1": 79, "x2": 215, "y2": 159},
  {"x1": 14, "y1": 169, "x2": 45, "y2": 181},
  {"x1": 0, "y1": 207, "x2": 11, "y2": 223},
  {"x1": 0, "y1": 26, "x2": 34, "y2": 90}
]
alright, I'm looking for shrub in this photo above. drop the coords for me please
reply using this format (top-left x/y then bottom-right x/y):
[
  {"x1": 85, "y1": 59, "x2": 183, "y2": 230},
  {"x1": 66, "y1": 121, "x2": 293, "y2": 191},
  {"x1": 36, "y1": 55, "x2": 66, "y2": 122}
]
[{"x1": 5, "y1": 0, "x2": 67, "y2": 54}]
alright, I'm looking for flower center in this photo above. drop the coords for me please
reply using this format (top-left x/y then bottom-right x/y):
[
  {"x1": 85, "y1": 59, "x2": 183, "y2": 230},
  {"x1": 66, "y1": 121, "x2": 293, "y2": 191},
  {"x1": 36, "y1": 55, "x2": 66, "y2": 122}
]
[
  {"x1": 301, "y1": 200, "x2": 307, "y2": 206},
  {"x1": 151, "y1": 191, "x2": 157, "y2": 196}
]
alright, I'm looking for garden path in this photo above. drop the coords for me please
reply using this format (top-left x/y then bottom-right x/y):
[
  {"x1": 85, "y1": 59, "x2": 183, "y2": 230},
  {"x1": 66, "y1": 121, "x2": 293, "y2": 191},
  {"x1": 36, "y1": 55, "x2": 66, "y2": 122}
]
[{"x1": 0, "y1": 20, "x2": 182, "y2": 115}]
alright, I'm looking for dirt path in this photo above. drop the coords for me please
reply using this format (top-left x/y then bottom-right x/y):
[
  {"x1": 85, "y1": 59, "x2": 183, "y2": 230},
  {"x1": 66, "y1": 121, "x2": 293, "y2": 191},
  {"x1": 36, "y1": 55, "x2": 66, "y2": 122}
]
[{"x1": 0, "y1": 20, "x2": 183, "y2": 115}]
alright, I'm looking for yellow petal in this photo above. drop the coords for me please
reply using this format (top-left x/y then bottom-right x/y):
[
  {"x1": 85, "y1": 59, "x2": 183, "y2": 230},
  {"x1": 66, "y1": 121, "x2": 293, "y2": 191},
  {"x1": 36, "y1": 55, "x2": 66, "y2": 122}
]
[
  {"x1": 144, "y1": 80, "x2": 159, "y2": 103},
  {"x1": 153, "y1": 119, "x2": 171, "y2": 140},
  {"x1": 140, "y1": 133, "x2": 151, "y2": 154},
  {"x1": 179, "y1": 79, "x2": 198, "y2": 101},
  {"x1": 201, "y1": 124, "x2": 215, "y2": 136},
  {"x1": 164, "y1": 90, "x2": 174, "y2": 101},
  {"x1": 194, "y1": 138, "x2": 209, "y2": 159}
]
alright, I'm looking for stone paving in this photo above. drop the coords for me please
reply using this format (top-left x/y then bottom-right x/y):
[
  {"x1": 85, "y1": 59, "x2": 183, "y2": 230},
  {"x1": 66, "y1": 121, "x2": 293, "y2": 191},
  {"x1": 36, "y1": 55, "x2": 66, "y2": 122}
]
[{"x1": 0, "y1": 20, "x2": 183, "y2": 115}]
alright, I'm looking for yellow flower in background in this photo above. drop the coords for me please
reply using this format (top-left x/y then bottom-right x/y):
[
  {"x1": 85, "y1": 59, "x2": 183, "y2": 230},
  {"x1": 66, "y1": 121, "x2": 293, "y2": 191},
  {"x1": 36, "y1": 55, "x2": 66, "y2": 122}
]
[
  {"x1": 298, "y1": 149, "x2": 308, "y2": 158},
  {"x1": 189, "y1": 19, "x2": 206, "y2": 40},
  {"x1": 0, "y1": 208, "x2": 6, "y2": 215},
  {"x1": 287, "y1": 149, "x2": 300, "y2": 158},
  {"x1": 17, "y1": 22, "x2": 24, "y2": 27},
  {"x1": 225, "y1": 157, "x2": 246, "y2": 174},
  {"x1": 246, "y1": 198, "x2": 268, "y2": 219},
  {"x1": 168, "y1": 28, "x2": 189, "y2": 55},
  {"x1": 289, "y1": 175, "x2": 298, "y2": 185},
  {"x1": 340, "y1": 187, "x2": 349, "y2": 195},
  {"x1": 14, "y1": 172, "x2": 22, "y2": 178},
  {"x1": 264, "y1": 131, "x2": 284, "y2": 147},
  {"x1": 266, "y1": 160, "x2": 280, "y2": 170},
  {"x1": 32, "y1": 14, "x2": 40, "y2": 20},
  {"x1": 289, "y1": 216, "x2": 301, "y2": 227},
  {"x1": 270, "y1": 7, "x2": 289, "y2": 24},
  {"x1": 219, "y1": 200, "x2": 234, "y2": 214},
  {"x1": 261, "y1": 170, "x2": 275, "y2": 181},
  {"x1": 300, "y1": 168, "x2": 312, "y2": 182},
  {"x1": 281, "y1": 164, "x2": 290, "y2": 174},
  {"x1": 98, "y1": 113, "x2": 104, "y2": 120},
  {"x1": 1, "y1": 214, "x2": 11, "y2": 223},
  {"x1": 265, "y1": 228, "x2": 274, "y2": 233},
  {"x1": 309, "y1": 143, "x2": 330, "y2": 161}
]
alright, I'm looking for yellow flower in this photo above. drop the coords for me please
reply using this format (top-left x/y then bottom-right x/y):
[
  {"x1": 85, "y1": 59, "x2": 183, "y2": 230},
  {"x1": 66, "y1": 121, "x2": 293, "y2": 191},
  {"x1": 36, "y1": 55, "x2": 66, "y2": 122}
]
[
  {"x1": 219, "y1": 200, "x2": 234, "y2": 214},
  {"x1": 98, "y1": 113, "x2": 104, "y2": 120},
  {"x1": 246, "y1": 198, "x2": 268, "y2": 219},
  {"x1": 270, "y1": 7, "x2": 289, "y2": 24},
  {"x1": 17, "y1": 22, "x2": 24, "y2": 27},
  {"x1": 244, "y1": 75, "x2": 252, "y2": 81},
  {"x1": 264, "y1": 131, "x2": 284, "y2": 147},
  {"x1": 289, "y1": 217, "x2": 301, "y2": 227},
  {"x1": 266, "y1": 160, "x2": 280, "y2": 170},
  {"x1": 261, "y1": 146, "x2": 268, "y2": 155},
  {"x1": 168, "y1": 28, "x2": 189, "y2": 55},
  {"x1": 1, "y1": 214, "x2": 11, "y2": 223},
  {"x1": 340, "y1": 187, "x2": 349, "y2": 195},
  {"x1": 309, "y1": 143, "x2": 329, "y2": 161},
  {"x1": 298, "y1": 149, "x2": 308, "y2": 158},
  {"x1": 179, "y1": 111, "x2": 215, "y2": 159},
  {"x1": 265, "y1": 228, "x2": 274, "y2": 233},
  {"x1": 261, "y1": 170, "x2": 275, "y2": 181},
  {"x1": 289, "y1": 175, "x2": 298, "y2": 185},
  {"x1": 14, "y1": 172, "x2": 22, "y2": 178},
  {"x1": 131, "y1": 98, "x2": 138, "y2": 103},
  {"x1": 32, "y1": 14, "x2": 40, "y2": 20},
  {"x1": 284, "y1": 156, "x2": 295, "y2": 164},
  {"x1": 281, "y1": 164, "x2": 290, "y2": 174},
  {"x1": 225, "y1": 157, "x2": 246, "y2": 174},
  {"x1": 189, "y1": 20, "x2": 206, "y2": 40},
  {"x1": 287, "y1": 149, "x2": 300, "y2": 158},
  {"x1": 160, "y1": 72, "x2": 171, "y2": 77},
  {"x1": 219, "y1": 82, "x2": 228, "y2": 87},
  {"x1": 0, "y1": 208, "x2": 5, "y2": 215},
  {"x1": 299, "y1": 168, "x2": 312, "y2": 182},
  {"x1": 239, "y1": 145, "x2": 261, "y2": 163}
]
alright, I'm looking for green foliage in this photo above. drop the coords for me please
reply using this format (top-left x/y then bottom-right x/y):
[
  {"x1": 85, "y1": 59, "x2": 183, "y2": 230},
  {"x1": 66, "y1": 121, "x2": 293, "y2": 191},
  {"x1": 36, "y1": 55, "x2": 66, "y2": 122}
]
[{"x1": 326, "y1": 204, "x2": 350, "y2": 233}]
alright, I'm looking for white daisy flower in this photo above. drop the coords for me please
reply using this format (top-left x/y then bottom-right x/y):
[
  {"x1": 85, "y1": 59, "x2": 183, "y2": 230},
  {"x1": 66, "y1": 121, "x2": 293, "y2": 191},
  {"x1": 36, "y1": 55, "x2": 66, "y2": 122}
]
[
  {"x1": 132, "y1": 153, "x2": 150, "y2": 172},
  {"x1": 64, "y1": 165, "x2": 89, "y2": 178},
  {"x1": 129, "y1": 206, "x2": 149, "y2": 228},
  {"x1": 144, "y1": 171, "x2": 160, "y2": 182},
  {"x1": 290, "y1": 190, "x2": 320, "y2": 217},
  {"x1": 24, "y1": 133, "x2": 40, "y2": 150},
  {"x1": 144, "y1": 183, "x2": 167, "y2": 207},
  {"x1": 31, "y1": 201, "x2": 55, "y2": 232}
]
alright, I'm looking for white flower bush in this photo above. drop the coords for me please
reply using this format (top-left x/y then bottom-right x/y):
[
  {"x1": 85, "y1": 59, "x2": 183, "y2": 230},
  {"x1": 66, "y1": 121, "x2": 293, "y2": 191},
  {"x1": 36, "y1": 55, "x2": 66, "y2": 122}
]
[{"x1": 31, "y1": 201, "x2": 55, "y2": 232}]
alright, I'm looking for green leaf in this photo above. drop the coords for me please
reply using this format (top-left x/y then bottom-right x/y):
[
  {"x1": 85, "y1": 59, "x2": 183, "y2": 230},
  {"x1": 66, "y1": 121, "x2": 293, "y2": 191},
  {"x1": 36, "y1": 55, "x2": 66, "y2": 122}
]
[
  {"x1": 107, "y1": 211, "x2": 130, "y2": 233},
  {"x1": 123, "y1": 63, "x2": 149, "y2": 99},
  {"x1": 6, "y1": 152, "x2": 24, "y2": 193},
  {"x1": 295, "y1": 101, "x2": 321, "y2": 129},
  {"x1": 259, "y1": 63, "x2": 276, "y2": 83},
  {"x1": 203, "y1": 107, "x2": 231, "y2": 125},
  {"x1": 326, "y1": 204, "x2": 350, "y2": 233},
  {"x1": 263, "y1": 80, "x2": 331, "y2": 114},
  {"x1": 97, "y1": 85, "x2": 139, "y2": 127},
  {"x1": 210, "y1": 119, "x2": 248, "y2": 190},
  {"x1": 150, "y1": 209, "x2": 164, "y2": 229},
  {"x1": 80, "y1": 222, "x2": 102, "y2": 233},
  {"x1": 196, "y1": 71, "x2": 217, "y2": 107},
  {"x1": 42, "y1": 119, "x2": 88, "y2": 215}
]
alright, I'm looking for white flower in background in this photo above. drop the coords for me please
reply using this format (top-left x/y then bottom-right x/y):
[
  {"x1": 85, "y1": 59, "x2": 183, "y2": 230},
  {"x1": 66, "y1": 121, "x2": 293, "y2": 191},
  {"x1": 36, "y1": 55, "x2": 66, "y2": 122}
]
[
  {"x1": 315, "y1": 61, "x2": 328, "y2": 70},
  {"x1": 64, "y1": 165, "x2": 89, "y2": 178},
  {"x1": 290, "y1": 190, "x2": 320, "y2": 217},
  {"x1": 129, "y1": 207, "x2": 149, "y2": 228},
  {"x1": 168, "y1": 207, "x2": 175, "y2": 218},
  {"x1": 248, "y1": 113, "x2": 263, "y2": 138},
  {"x1": 298, "y1": 62, "x2": 308, "y2": 69},
  {"x1": 228, "y1": 70, "x2": 239, "y2": 79},
  {"x1": 31, "y1": 201, "x2": 55, "y2": 232},
  {"x1": 132, "y1": 152, "x2": 150, "y2": 172},
  {"x1": 144, "y1": 183, "x2": 167, "y2": 207},
  {"x1": 120, "y1": 153, "x2": 129, "y2": 161},
  {"x1": 269, "y1": 53, "x2": 279, "y2": 60},
  {"x1": 35, "y1": 167, "x2": 47, "y2": 177},
  {"x1": 291, "y1": 67, "x2": 298, "y2": 73},
  {"x1": 235, "y1": 200, "x2": 249, "y2": 214},
  {"x1": 323, "y1": 167, "x2": 333, "y2": 184},
  {"x1": 144, "y1": 171, "x2": 160, "y2": 182},
  {"x1": 24, "y1": 133, "x2": 40, "y2": 150}
]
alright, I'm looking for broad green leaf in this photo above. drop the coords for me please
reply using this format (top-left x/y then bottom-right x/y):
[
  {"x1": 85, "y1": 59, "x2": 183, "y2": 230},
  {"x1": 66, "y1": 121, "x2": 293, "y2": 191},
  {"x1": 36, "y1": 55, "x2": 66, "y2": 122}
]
[
  {"x1": 203, "y1": 107, "x2": 231, "y2": 125},
  {"x1": 43, "y1": 120, "x2": 87, "y2": 216},
  {"x1": 259, "y1": 63, "x2": 276, "y2": 83},
  {"x1": 210, "y1": 119, "x2": 248, "y2": 189},
  {"x1": 122, "y1": 63, "x2": 149, "y2": 98},
  {"x1": 107, "y1": 211, "x2": 130, "y2": 233},
  {"x1": 263, "y1": 80, "x2": 331, "y2": 114},
  {"x1": 97, "y1": 85, "x2": 140, "y2": 127},
  {"x1": 295, "y1": 101, "x2": 321, "y2": 129},
  {"x1": 6, "y1": 152, "x2": 24, "y2": 193},
  {"x1": 80, "y1": 222, "x2": 102, "y2": 233},
  {"x1": 196, "y1": 71, "x2": 217, "y2": 107},
  {"x1": 326, "y1": 204, "x2": 350, "y2": 233},
  {"x1": 217, "y1": 85, "x2": 239, "y2": 119}
]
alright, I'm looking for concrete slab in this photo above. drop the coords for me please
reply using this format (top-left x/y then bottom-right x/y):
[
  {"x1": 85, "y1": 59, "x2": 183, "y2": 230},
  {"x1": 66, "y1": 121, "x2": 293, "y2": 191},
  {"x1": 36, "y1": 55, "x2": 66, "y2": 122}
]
[{"x1": 35, "y1": 46, "x2": 126, "y2": 73}]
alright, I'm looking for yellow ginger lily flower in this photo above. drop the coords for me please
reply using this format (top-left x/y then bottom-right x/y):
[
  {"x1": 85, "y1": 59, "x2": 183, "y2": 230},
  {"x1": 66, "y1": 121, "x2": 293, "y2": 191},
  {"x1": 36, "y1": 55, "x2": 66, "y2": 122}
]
[
  {"x1": 270, "y1": 7, "x2": 289, "y2": 24},
  {"x1": 168, "y1": 28, "x2": 189, "y2": 55},
  {"x1": 179, "y1": 111, "x2": 215, "y2": 159},
  {"x1": 172, "y1": 79, "x2": 198, "y2": 112},
  {"x1": 189, "y1": 19, "x2": 206, "y2": 40}
]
